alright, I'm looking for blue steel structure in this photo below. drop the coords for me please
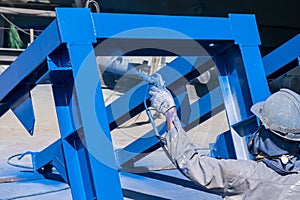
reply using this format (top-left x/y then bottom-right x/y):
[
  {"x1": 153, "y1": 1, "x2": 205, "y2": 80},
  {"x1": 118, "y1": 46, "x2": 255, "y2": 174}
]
[
  {"x1": 2, "y1": 8, "x2": 298, "y2": 199},
  {"x1": 263, "y1": 34, "x2": 300, "y2": 76}
]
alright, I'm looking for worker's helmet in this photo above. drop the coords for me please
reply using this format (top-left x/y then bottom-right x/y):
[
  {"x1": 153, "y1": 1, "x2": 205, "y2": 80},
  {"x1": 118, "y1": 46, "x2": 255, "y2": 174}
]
[{"x1": 251, "y1": 88, "x2": 300, "y2": 141}]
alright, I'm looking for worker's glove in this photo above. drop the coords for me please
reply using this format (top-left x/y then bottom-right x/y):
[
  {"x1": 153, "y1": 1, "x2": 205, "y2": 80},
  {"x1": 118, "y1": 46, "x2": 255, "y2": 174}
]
[{"x1": 149, "y1": 86, "x2": 176, "y2": 114}]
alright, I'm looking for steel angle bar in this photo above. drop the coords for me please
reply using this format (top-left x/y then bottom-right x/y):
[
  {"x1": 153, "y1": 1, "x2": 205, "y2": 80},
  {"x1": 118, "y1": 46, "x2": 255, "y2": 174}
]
[
  {"x1": 213, "y1": 15, "x2": 269, "y2": 159},
  {"x1": 52, "y1": 141, "x2": 68, "y2": 183},
  {"x1": 62, "y1": 140, "x2": 94, "y2": 199},
  {"x1": 52, "y1": 83, "x2": 94, "y2": 199},
  {"x1": 32, "y1": 139, "x2": 61, "y2": 171},
  {"x1": 64, "y1": 43, "x2": 123, "y2": 199},
  {"x1": 215, "y1": 45, "x2": 268, "y2": 159},
  {"x1": 8, "y1": 84, "x2": 35, "y2": 135},
  {"x1": 239, "y1": 45, "x2": 270, "y2": 105},
  {"x1": 230, "y1": 14, "x2": 270, "y2": 105},
  {"x1": 32, "y1": 138, "x2": 68, "y2": 182}
]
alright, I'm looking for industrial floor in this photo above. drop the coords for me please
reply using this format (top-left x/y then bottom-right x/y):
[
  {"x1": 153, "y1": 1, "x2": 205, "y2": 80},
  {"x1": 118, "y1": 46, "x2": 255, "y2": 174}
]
[{"x1": 0, "y1": 85, "x2": 227, "y2": 200}]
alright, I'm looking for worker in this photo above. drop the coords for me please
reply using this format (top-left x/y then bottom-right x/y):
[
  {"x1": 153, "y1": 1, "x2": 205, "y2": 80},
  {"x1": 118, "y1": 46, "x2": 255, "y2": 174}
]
[{"x1": 149, "y1": 84, "x2": 300, "y2": 199}]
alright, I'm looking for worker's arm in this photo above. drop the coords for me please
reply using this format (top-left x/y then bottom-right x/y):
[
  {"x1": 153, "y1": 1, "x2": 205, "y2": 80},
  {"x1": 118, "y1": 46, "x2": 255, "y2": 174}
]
[
  {"x1": 162, "y1": 107, "x2": 300, "y2": 199},
  {"x1": 149, "y1": 85, "x2": 300, "y2": 199},
  {"x1": 149, "y1": 85, "x2": 259, "y2": 197},
  {"x1": 162, "y1": 107, "x2": 230, "y2": 194},
  {"x1": 165, "y1": 107, "x2": 177, "y2": 130}
]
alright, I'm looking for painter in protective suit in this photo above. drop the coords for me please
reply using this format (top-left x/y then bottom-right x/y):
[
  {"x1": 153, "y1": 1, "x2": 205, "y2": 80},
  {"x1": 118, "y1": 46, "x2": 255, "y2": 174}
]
[{"x1": 149, "y1": 86, "x2": 300, "y2": 199}]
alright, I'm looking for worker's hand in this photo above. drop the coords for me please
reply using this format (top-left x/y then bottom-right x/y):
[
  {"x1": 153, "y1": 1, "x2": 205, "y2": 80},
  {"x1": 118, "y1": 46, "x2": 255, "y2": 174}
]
[{"x1": 149, "y1": 86, "x2": 176, "y2": 114}]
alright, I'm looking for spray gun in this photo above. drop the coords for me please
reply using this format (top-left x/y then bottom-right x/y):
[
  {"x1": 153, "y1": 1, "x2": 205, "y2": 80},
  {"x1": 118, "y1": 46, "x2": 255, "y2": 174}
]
[
  {"x1": 137, "y1": 72, "x2": 175, "y2": 163},
  {"x1": 137, "y1": 72, "x2": 167, "y2": 138},
  {"x1": 138, "y1": 72, "x2": 167, "y2": 91}
]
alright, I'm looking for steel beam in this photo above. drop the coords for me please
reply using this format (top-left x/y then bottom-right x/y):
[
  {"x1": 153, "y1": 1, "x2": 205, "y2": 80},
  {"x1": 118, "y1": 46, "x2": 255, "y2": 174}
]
[
  {"x1": 92, "y1": 13, "x2": 233, "y2": 40},
  {"x1": 51, "y1": 8, "x2": 123, "y2": 199},
  {"x1": 67, "y1": 43, "x2": 123, "y2": 199},
  {"x1": 0, "y1": 20, "x2": 60, "y2": 101},
  {"x1": 263, "y1": 34, "x2": 300, "y2": 76},
  {"x1": 32, "y1": 139, "x2": 62, "y2": 172}
]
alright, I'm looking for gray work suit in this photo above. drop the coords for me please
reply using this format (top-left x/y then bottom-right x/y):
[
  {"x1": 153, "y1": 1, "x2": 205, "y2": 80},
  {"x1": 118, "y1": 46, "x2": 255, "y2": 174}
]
[{"x1": 162, "y1": 116, "x2": 300, "y2": 199}]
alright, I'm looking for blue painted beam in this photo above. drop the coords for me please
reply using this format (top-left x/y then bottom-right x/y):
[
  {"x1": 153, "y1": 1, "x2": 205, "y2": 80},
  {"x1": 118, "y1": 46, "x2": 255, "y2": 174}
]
[
  {"x1": 32, "y1": 139, "x2": 61, "y2": 171},
  {"x1": 56, "y1": 8, "x2": 96, "y2": 44},
  {"x1": 263, "y1": 34, "x2": 300, "y2": 76},
  {"x1": 229, "y1": 14, "x2": 261, "y2": 45},
  {"x1": 62, "y1": 140, "x2": 94, "y2": 199},
  {"x1": 92, "y1": 13, "x2": 233, "y2": 40},
  {"x1": 215, "y1": 45, "x2": 269, "y2": 159},
  {"x1": 7, "y1": 84, "x2": 35, "y2": 135},
  {"x1": 51, "y1": 8, "x2": 123, "y2": 199},
  {"x1": 67, "y1": 43, "x2": 123, "y2": 199},
  {"x1": 0, "y1": 20, "x2": 61, "y2": 102},
  {"x1": 240, "y1": 45, "x2": 271, "y2": 104}
]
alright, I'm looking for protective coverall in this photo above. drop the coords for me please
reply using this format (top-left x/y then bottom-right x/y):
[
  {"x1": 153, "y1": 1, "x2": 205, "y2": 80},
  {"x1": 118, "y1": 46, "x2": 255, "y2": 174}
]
[
  {"x1": 148, "y1": 83, "x2": 300, "y2": 199},
  {"x1": 162, "y1": 114, "x2": 300, "y2": 199}
]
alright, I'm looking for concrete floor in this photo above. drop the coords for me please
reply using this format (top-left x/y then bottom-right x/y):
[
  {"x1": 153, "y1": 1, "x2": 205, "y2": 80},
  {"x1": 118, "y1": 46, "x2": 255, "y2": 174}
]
[{"x1": 0, "y1": 85, "x2": 227, "y2": 199}]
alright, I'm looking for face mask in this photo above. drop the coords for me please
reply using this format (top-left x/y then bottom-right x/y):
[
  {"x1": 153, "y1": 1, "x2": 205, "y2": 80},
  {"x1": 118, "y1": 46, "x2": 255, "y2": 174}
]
[
  {"x1": 248, "y1": 126, "x2": 300, "y2": 157},
  {"x1": 248, "y1": 125, "x2": 300, "y2": 175}
]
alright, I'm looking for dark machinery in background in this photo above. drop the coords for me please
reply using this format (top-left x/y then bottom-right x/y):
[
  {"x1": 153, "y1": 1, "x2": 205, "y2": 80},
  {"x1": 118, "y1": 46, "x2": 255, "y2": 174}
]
[
  {"x1": 0, "y1": 0, "x2": 299, "y2": 94},
  {"x1": 1, "y1": 0, "x2": 300, "y2": 53}
]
